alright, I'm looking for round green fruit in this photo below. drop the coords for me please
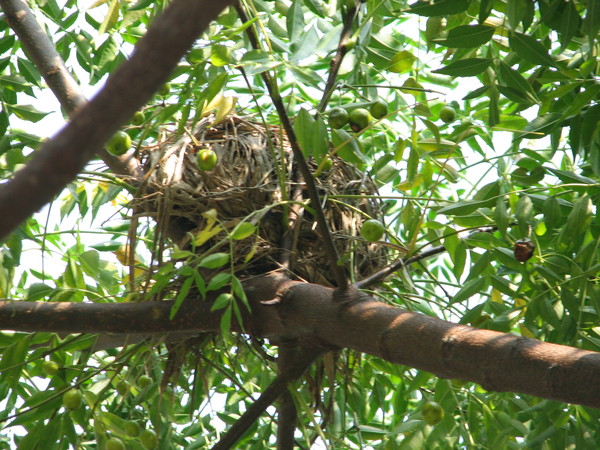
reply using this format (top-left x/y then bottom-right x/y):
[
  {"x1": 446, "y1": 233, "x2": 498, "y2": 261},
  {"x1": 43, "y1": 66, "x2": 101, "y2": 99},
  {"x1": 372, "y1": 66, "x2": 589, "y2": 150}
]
[
  {"x1": 439, "y1": 105, "x2": 456, "y2": 124},
  {"x1": 157, "y1": 83, "x2": 171, "y2": 96},
  {"x1": 106, "y1": 131, "x2": 131, "y2": 156},
  {"x1": 62, "y1": 389, "x2": 83, "y2": 411},
  {"x1": 105, "y1": 437, "x2": 126, "y2": 450},
  {"x1": 348, "y1": 108, "x2": 371, "y2": 132},
  {"x1": 132, "y1": 111, "x2": 145, "y2": 125},
  {"x1": 42, "y1": 360, "x2": 59, "y2": 376},
  {"x1": 125, "y1": 421, "x2": 141, "y2": 437},
  {"x1": 360, "y1": 219, "x2": 385, "y2": 242},
  {"x1": 328, "y1": 107, "x2": 349, "y2": 129},
  {"x1": 197, "y1": 149, "x2": 218, "y2": 171},
  {"x1": 137, "y1": 375, "x2": 153, "y2": 388},
  {"x1": 140, "y1": 429, "x2": 158, "y2": 450},
  {"x1": 369, "y1": 100, "x2": 388, "y2": 119},
  {"x1": 422, "y1": 401, "x2": 445, "y2": 426},
  {"x1": 321, "y1": 158, "x2": 334, "y2": 172},
  {"x1": 116, "y1": 380, "x2": 130, "y2": 396}
]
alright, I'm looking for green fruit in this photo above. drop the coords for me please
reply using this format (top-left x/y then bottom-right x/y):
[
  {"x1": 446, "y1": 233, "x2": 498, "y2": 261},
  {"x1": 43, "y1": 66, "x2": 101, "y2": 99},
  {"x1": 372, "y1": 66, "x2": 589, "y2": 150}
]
[
  {"x1": 157, "y1": 83, "x2": 171, "y2": 96},
  {"x1": 106, "y1": 131, "x2": 131, "y2": 156},
  {"x1": 422, "y1": 401, "x2": 445, "y2": 425},
  {"x1": 369, "y1": 100, "x2": 388, "y2": 119},
  {"x1": 42, "y1": 360, "x2": 59, "y2": 376},
  {"x1": 360, "y1": 219, "x2": 385, "y2": 242},
  {"x1": 197, "y1": 149, "x2": 218, "y2": 171},
  {"x1": 321, "y1": 158, "x2": 334, "y2": 171},
  {"x1": 140, "y1": 429, "x2": 158, "y2": 450},
  {"x1": 137, "y1": 375, "x2": 153, "y2": 388},
  {"x1": 62, "y1": 389, "x2": 83, "y2": 411},
  {"x1": 116, "y1": 380, "x2": 130, "y2": 396},
  {"x1": 105, "y1": 437, "x2": 126, "y2": 450},
  {"x1": 439, "y1": 105, "x2": 456, "y2": 124},
  {"x1": 328, "y1": 107, "x2": 349, "y2": 129},
  {"x1": 132, "y1": 111, "x2": 145, "y2": 125},
  {"x1": 125, "y1": 421, "x2": 141, "y2": 437},
  {"x1": 348, "y1": 108, "x2": 371, "y2": 132}
]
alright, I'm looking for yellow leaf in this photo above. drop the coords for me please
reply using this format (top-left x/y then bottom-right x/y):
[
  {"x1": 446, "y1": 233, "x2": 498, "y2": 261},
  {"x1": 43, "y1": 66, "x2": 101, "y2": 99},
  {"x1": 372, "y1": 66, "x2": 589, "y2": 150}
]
[
  {"x1": 202, "y1": 95, "x2": 237, "y2": 125},
  {"x1": 491, "y1": 288, "x2": 503, "y2": 304},
  {"x1": 194, "y1": 209, "x2": 223, "y2": 246},
  {"x1": 97, "y1": 0, "x2": 120, "y2": 35}
]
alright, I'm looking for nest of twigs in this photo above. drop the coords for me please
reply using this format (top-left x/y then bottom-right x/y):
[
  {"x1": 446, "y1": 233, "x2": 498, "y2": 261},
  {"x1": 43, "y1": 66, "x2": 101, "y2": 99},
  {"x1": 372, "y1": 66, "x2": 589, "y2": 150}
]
[{"x1": 135, "y1": 114, "x2": 387, "y2": 286}]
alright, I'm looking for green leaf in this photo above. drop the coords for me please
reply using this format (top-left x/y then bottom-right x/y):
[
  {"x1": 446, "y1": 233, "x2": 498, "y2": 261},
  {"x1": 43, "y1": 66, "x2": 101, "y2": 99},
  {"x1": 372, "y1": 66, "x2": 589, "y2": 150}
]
[
  {"x1": 240, "y1": 50, "x2": 280, "y2": 75},
  {"x1": 451, "y1": 277, "x2": 487, "y2": 304},
  {"x1": 211, "y1": 292, "x2": 234, "y2": 311},
  {"x1": 287, "y1": 0, "x2": 305, "y2": 42},
  {"x1": 433, "y1": 25, "x2": 495, "y2": 48},
  {"x1": 294, "y1": 108, "x2": 315, "y2": 157},
  {"x1": 558, "y1": 1, "x2": 581, "y2": 49},
  {"x1": 8, "y1": 105, "x2": 50, "y2": 123},
  {"x1": 389, "y1": 50, "x2": 417, "y2": 73},
  {"x1": 199, "y1": 253, "x2": 230, "y2": 269},
  {"x1": 559, "y1": 195, "x2": 593, "y2": 248},
  {"x1": 497, "y1": 61, "x2": 540, "y2": 104},
  {"x1": 583, "y1": 0, "x2": 600, "y2": 44},
  {"x1": 509, "y1": 32, "x2": 555, "y2": 66},
  {"x1": 438, "y1": 200, "x2": 489, "y2": 216},
  {"x1": 518, "y1": 113, "x2": 563, "y2": 139},
  {"x1": 433, "y1": 58, "x2": 492, "y2": 77},
  {"x1": 331, "y1": 129, "x2": 366, "y2": 164},
  {"x1": 170, "y1": 276, "x2": 194, "y2": 319},
  {"x1": 408, "y1": 0, "x2": 470, "y2": 17},
  {"x1": 210, "y1": 45, "x2": 232, "y2": 67},
  {"x1": 231, "y1": 222, "x2": 256, "y2": 240}
]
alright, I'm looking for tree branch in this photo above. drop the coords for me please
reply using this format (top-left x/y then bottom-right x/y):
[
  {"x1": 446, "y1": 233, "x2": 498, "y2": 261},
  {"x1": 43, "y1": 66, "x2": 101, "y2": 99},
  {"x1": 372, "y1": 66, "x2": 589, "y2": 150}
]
[
  {"x1": 235, "y1": 3, "x2": 348, "y2": 290},
  {"x1": 3, "y1": 274, "x2": 600, "y2": 409},
  {"x1": 316, "y1": 1, "x2": 360, "y2": 113},
  {"x1": 212, "y1": 346, "x2": 322, "y2": 450},
  {"x1": 0, "y1": 0, "x2": 140, "y2": 176},
  {"x1": 0, "y1": 0, "x2": 235, "y2": 241}
]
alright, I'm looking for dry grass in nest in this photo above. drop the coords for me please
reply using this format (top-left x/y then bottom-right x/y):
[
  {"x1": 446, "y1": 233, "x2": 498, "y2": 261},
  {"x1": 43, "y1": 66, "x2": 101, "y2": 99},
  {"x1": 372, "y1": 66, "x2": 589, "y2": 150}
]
[{"x1": 135, "y1": 114, "x2": 387, "y2": 286}]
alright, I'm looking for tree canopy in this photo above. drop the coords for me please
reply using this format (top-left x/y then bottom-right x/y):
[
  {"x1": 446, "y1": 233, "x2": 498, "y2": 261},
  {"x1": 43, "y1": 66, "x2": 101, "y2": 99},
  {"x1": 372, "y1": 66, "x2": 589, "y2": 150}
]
[{"x1": 0, "y1": 0, "x2": 599, "y2": 448}]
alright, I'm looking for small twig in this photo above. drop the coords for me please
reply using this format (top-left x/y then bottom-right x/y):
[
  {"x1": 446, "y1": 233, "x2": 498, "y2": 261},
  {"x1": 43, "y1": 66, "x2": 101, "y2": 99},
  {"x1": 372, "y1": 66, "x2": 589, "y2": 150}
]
[
  {"x1": 235, "y1": 4, "x2": 348, "y2": 290},
  {"x1": 211, "y1": 347, "x2": 323, "y2": 450}
]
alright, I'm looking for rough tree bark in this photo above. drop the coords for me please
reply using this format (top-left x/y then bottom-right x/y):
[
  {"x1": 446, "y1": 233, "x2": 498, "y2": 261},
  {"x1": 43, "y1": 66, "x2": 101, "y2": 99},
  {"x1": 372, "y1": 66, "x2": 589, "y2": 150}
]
[{"x1": 2, "y1": 273, "x2": 600, "y2": 409}]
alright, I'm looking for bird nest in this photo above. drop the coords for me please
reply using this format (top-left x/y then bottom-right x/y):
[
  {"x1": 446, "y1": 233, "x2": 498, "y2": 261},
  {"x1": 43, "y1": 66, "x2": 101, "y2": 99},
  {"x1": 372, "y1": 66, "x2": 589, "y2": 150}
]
[{"x1": 134, "y1": 114, "x2": 387, "y2": 286}]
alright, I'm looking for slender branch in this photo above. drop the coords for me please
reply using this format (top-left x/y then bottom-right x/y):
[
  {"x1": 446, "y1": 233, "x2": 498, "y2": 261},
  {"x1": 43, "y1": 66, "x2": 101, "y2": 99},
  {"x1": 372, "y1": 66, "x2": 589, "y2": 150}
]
[
  {"x1": 235, "y1": 3, "x2": 348, "y2": 290},
  {"x1": 0, "y1": 0, "x2": 235, "y2": 241},
  {"x1": 355, "y1": 227, "x2": 498, "y2": 289},
  {"x1": 0, "y1": 0, "x2": 139, "y2": 177},
  {"x1": 316, "y1": 2, "x2": 360, "y2": 113},
  {"x1": 212, "y1": 347, "x2": 323, "y2": 450}
]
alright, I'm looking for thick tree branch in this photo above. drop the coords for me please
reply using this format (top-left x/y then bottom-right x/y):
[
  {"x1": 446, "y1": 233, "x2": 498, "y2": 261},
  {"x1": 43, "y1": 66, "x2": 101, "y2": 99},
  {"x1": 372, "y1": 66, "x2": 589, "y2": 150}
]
[
  {"x1": 2, "y1": 274, "x2": 600, "y2": 409},
  {"x1": 0, "y1": 0, "x2": 235, "y2": 241},
  {"x1": 0, "y1": 0, "x2": 140, "y2": 176}
]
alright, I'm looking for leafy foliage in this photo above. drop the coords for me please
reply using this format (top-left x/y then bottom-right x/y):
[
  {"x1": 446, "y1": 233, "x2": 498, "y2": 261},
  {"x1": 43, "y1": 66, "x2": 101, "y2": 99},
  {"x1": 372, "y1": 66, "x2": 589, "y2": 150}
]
[{"x1": 0, "y1": 0, "x2": 599, "y2": 448}]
